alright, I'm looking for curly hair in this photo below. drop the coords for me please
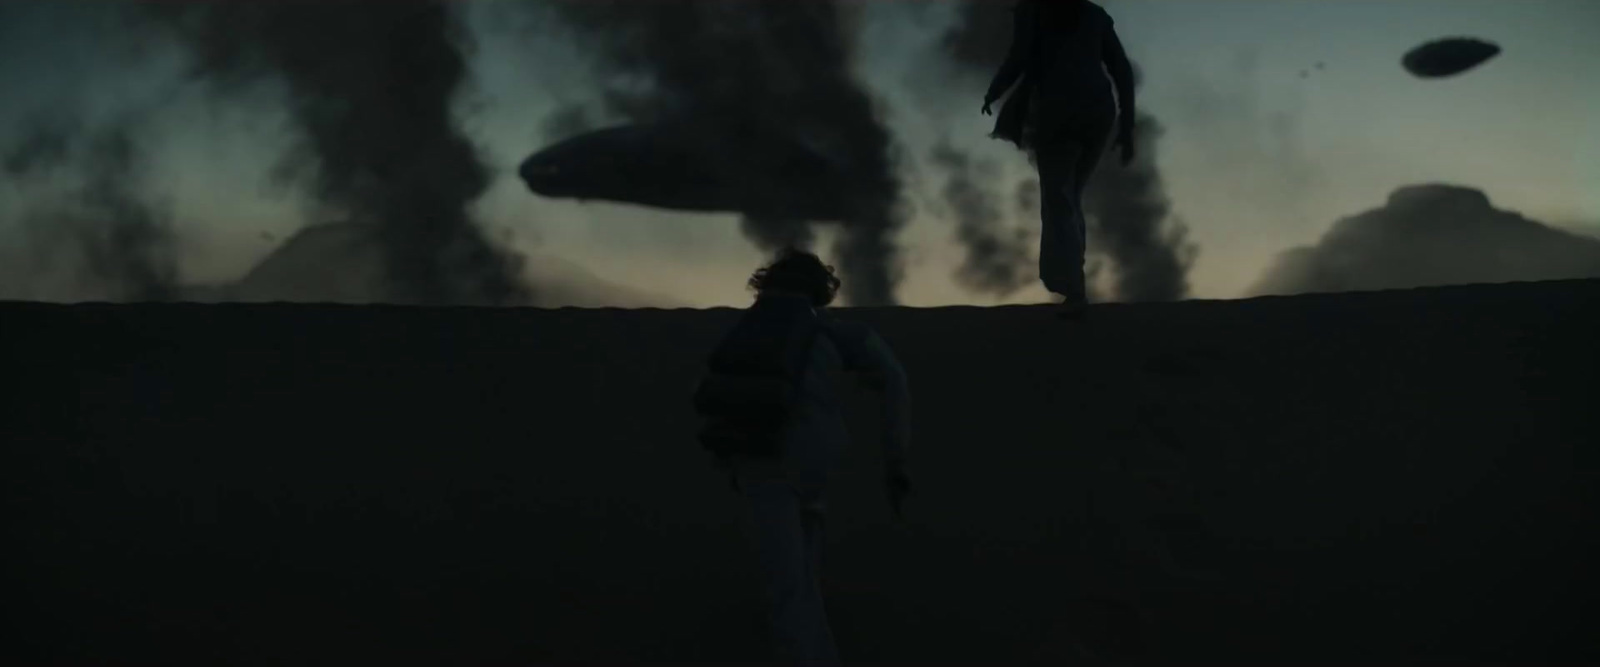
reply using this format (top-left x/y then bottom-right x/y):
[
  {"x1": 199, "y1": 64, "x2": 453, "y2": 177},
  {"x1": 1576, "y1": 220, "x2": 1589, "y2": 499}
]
[{"x1": 746, "y1": 247, "x2": 842, "y2": 307}]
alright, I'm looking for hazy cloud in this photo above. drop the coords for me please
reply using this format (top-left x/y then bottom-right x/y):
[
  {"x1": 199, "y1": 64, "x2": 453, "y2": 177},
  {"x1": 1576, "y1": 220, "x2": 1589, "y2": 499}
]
[{"x1": 1251, "y1": 184, "x2": 1600, "y2": 295}]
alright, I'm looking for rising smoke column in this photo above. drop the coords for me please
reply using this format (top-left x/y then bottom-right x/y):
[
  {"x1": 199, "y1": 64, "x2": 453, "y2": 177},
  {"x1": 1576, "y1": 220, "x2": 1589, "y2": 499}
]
[
  {"x1": 1082, "y1": 112, "x2": 1195, "y2": 302},
  {"x1": 2, "y1": 116, "x2": 75, "y2": 179},
  {"x1": 2, "y1": 115, "x2": 177, "y2": 302},
  {"x1": 1015, "y1": 178, "x2": 1040, "y2": 216},
  {"x1": 150, "y1": 1, "x2": 528, "y2": 306},
  {"x1": 929, "y1": 140, "x2": 1032, "y2": 296},
  {"x1": 942, "y1": 1, "x2": 1194, "y2": 302},
  {"x1": 548, "y1": 0, "x2": 904, "y2": 306},
  {"x1": 75, "y1": 123, "x2": 180, "y2": 302}
]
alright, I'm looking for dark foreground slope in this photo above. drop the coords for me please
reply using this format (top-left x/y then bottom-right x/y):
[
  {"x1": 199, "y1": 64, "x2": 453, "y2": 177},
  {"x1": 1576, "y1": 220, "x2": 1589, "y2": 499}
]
[{"x1": 4, "y1": 280, "x2": 1598, "y2": 664}]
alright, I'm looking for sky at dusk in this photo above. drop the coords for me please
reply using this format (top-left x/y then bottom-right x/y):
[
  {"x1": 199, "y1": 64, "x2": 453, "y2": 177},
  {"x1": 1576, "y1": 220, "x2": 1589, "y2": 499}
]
[{"x1": 2, "y1": 0, "x2": 1596, "y2": 307}]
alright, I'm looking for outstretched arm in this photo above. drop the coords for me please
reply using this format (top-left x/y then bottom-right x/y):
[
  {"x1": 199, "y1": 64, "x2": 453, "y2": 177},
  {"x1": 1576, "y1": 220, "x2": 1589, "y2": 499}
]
[
  {"x1": 1103, "y1": 27, "x2": 1138, "y2": 147},
  {"x1": 985, "y1": 2, "x2": 1039, "y2": 107}
]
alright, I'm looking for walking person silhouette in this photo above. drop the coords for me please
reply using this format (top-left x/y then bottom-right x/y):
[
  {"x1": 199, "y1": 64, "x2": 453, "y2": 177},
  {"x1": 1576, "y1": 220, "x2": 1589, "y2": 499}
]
[{"x1": 983, "y1": 0, "x2": 1138, "y2": 319}]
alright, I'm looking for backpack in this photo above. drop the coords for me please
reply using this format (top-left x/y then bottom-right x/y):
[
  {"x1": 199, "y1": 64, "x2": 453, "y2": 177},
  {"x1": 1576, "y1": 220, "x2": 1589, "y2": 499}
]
[{"x1": 692, "y1": 296, "x2": 823, "y2": 460}]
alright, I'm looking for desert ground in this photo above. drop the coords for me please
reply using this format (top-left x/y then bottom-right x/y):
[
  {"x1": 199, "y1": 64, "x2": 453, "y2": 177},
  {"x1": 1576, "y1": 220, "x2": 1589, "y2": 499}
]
[{"x1": 4, "y1": 279, "x2": 1597, "y2": 664}]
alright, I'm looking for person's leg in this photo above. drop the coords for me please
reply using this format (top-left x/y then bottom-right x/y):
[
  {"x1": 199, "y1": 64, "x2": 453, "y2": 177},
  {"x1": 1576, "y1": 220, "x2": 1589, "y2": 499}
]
[
  {"x1": 744, "y1": 480, "x2": 840, "y2": 664},
  {"x1": 1070, "y1": 130, "x2": 1110, "y2": 269},
  {"x1": 1035, "y1": 142, "x2": 1089, "y2": 306}
]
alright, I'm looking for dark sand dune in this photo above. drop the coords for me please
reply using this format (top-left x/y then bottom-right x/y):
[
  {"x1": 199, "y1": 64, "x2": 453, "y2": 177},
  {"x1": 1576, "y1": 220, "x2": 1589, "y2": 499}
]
[{"x1": 4, "y1": 280, "x2": 1598, "y2": 664}]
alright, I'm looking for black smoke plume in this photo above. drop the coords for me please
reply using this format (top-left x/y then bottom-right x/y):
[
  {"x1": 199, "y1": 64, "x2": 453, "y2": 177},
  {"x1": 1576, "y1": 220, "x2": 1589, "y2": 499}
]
[
  {"x1": 1082, "y1": 113, "x2": 1196, "y2": 302},
  {"x1": 1016, "y1": 178, "x2": 1039, "y2": 216},
  {"x1": 541, "y1": 104, "x2": 597, "y2": 142},
  {"x1": 1251, "y1": 184, "x2": 1600, "y2": 295},
  {"x1": 929, "y1": 140, "x2": 1033, "y2": 296},
  {"x1": 149, "y1": 1, "x2": 529, "y2": 306},
  {"x1": 548, "y1": 0, "x2": 903, "y2": 306},
  {"x1": 1, "y1": 116, "x2": 177, "y2": 302},
  {"x1": 76, "y1": 124, "x2": 179, "y2": 302},
  {"x1": 941, "y1": 1, "x2": 1195, "y2": 302},
  {"x1": 2, "y1": 116, "x2": 76, "y2": 178},
  {"x1": 941, "y1": 0, "x2": 1015, "y2": 70}
]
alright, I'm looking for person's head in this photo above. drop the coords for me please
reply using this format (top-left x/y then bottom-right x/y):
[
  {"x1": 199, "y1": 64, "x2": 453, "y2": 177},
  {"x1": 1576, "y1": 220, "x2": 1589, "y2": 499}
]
[{"x1": 747, "y1": 247, "x2": 842, "y2": 308}]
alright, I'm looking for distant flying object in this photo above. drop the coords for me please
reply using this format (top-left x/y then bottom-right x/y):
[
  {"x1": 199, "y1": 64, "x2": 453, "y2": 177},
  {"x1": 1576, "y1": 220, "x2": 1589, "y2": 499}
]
[
  {"x1": 1402, "y1": 37, "x2": 1501, "y2": 78},
  {"x1": 519, "y1": 121, "x2": 857, "y2": 222}
]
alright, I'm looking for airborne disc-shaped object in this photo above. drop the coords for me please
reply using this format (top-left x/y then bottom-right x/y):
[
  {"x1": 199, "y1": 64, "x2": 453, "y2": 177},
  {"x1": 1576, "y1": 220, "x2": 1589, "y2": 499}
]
[{"x1": 1403, "y1": 37, "x2": 1501, "y2": 78}]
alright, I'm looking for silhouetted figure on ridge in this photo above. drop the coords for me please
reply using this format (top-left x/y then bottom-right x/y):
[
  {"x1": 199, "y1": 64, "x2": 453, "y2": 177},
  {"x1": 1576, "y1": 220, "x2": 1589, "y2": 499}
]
[
  {"x1": 983, "y1": 0, "x2": 1137, "y2": 318},
  {"x1": 693, "y1": 248, "x2": 912, "y2": 664}
]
